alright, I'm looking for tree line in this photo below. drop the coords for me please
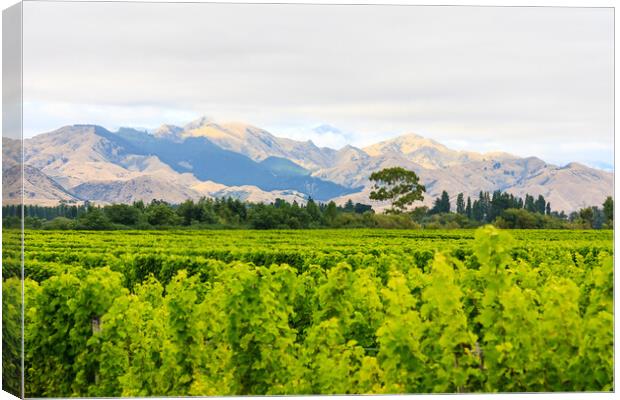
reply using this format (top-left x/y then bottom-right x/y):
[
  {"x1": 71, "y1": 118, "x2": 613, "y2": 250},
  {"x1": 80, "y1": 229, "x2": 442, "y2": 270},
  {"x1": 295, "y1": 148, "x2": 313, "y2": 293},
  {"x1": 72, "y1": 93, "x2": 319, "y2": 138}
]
[
  {"x1": 2, "y1": 198, "x2": 383, "y2": 230},
  {"x1": 2, "y1": 193, "x2": 612, "y2": 231},
  {"x1": 423, "y1": 190, "x2": 613, "y2": 229},
  {"x1": 1, "y1": 167, "x2": 613, "y2": 230},
  {"x1": 367, "y1": 166, "x2": 613, "y2": 229}
]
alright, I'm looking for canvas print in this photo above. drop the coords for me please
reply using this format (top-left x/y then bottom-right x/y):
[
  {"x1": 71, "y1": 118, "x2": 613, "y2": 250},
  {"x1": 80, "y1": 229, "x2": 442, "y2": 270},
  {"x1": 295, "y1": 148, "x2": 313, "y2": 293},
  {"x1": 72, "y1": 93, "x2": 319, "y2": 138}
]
[{"x1": 2, "y1": 1, "x2": 614, "y2": 397}]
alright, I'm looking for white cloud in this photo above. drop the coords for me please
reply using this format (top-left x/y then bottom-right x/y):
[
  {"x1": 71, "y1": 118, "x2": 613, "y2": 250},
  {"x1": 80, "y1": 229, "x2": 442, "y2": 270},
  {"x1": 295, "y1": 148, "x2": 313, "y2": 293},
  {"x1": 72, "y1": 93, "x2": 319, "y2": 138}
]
[
  {"x1": 21, "y1": 2, "x2": 613, "y2": 166},
  {"x1": 23, "y1": 101, "x2": 197, "y2": 137}
]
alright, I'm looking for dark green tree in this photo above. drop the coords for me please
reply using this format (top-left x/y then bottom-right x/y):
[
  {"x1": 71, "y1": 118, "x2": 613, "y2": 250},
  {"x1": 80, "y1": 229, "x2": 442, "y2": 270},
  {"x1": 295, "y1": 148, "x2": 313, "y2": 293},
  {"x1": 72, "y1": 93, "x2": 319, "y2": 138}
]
[
  {"x1": 603, "y1": 196, "x2": 613, "y2": 226},
  {"x1": 591, "y1": 206, "x2": 606, "y2": 229},
  {"x1": 176, "y1": 200, "x2": 204, "y2": 226},
  {"x1": 42, "y1": 217, "x2": 76, "y2": 230},
  {"x1": 430, "y1": 191, "x2": 450, "y2": 214},
  {"x1": 133, "y1": 200, "x2": 145, "y2": 211},
  {"x1": 76, "y1": 207, "x2": 112, "y2": 230},
  {"x1": 306, "y1": 198, "x2": 322, "y2": 223},
  {"x1": 524, "y1": 195, "x2": 536, "y2": 212},
  {"x1": 440, "y1": 191, "x2": 450, "y2": 213},
  {"x1": 324, "y1": 201, "x2": 338, "y2": 224},
  {"x1": 579, "y1": 207, "x2": 594, "y2": 229},
  {"x1": 496, "y1": 208, "x2": 541, "y2": 229},
  {"x1": 146, "y1": 203, "x2": 182, "y2": 226},
  {"x1": 456, "y1": 193, "x2": 465, "y2": 215},
  {"x1": 369, "y1": 167, "x2": 425, "y2": 213},
  {"x1": 104, "y1": 204, "x2": 141, "y2": 226},
  {"x1": 343, "y1": 199, "x2": 355, "y2": 212},
  {"x1": 471, "y1": 191, "x2": 489, "y2": 222},
  {"x1": 471, "y1": 200, "x2": 483, "y2": 222},
  {"x1": 200, "y1": 202, "x2": 219, "y2": 224},
  {"x1": 353, "y1": 203, "x2": 373, "y2": 214},
  {"x1": 535, "y1": 195, "x2": 546, "y2": 215},
  {"x1": 248, "y1": 204, "x2": 280, "y2": 229}
]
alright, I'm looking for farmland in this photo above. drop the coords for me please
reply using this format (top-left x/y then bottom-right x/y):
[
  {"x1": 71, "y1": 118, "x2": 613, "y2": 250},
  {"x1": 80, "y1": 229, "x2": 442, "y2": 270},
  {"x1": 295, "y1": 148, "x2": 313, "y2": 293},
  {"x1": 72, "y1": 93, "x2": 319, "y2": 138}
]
[{"x1": 2, "y1": 228, "x2": 614, "y2": 396}]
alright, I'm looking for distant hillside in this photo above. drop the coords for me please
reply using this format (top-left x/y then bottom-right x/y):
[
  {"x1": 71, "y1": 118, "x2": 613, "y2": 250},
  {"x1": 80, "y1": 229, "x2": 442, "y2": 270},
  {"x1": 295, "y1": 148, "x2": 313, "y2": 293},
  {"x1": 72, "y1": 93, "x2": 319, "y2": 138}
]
[
  {"x1": 18, "y1": 125, "x2": 356, "y2": 203},
  {"x1": 3, "y1": 165, "x2": 82, "y2": 206},
  {"x1": 313, "y1": 134, "x2": 612, "y2": 212},
  {"x1": 157, "y1": 118, "x2": 338, "y2": 170},
  {"x1": 9, "y1": 117, "x2": 613, "y2": 212}
]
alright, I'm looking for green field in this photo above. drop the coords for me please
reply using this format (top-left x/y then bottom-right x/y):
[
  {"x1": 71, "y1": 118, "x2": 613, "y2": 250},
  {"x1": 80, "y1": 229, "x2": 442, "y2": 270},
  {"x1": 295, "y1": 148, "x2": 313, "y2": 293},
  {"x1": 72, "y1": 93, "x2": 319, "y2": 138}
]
[{"x1": 2, "y1": 228, "x2": 614, "y2": 396}]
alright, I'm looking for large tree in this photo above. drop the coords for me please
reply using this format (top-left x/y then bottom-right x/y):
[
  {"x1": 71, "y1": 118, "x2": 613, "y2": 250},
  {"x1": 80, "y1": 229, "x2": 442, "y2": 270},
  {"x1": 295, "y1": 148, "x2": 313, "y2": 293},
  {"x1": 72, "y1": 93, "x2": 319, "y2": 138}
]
[{"x1": 369, "y1": 167, "x2": 425, "y2": 213}]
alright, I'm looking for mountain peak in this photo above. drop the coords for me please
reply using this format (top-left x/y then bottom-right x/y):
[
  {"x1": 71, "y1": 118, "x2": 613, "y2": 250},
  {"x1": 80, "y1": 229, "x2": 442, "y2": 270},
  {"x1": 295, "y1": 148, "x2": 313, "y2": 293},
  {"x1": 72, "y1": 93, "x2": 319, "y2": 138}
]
[
  {"x1": 400, "y1": 132, "x2": 425, "y2": 139},
  {"x1": 184, "y1": 115, "x2": 213, "y2": 130},
  {"x1": 153, "y1": 124, "x2": 183, "y2": 139},
  {"x1": 70, "y1": 124, "x2": 106, "y2": 134},
  {"x1": 563, "y1": 161, "x2": 589, "y2": 170},
  {"x1": 396, "y1": 132, "x2": 444, "y2": 146},
  {"x1": 36, "y1": 124, "x2": 108, "y2": 139},
  {"x1": 73, "y1": 124, "x2": 100, "y2": 128},
  {"x1": 363, "y1": 132, "x2": 447, "y2": 157}
]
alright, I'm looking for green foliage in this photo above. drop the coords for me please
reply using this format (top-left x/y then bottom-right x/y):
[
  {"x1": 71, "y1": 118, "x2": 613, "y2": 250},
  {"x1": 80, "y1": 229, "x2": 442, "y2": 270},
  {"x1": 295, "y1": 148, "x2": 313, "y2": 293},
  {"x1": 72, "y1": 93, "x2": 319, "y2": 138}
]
[
  {"x1": 104, "y1": 204, "x2": 141, "y2": 225},
  {"x1": 602, "y1": 196, "x2": 613, "y2": 227},
  {"x1": 146, "y1": 203, "x2": 183, "y2": 226},
  {"x1": 5, "y1": 188, "x2": 609, "y2": 231},
  {"x1": 25, "y1": 267, "x2": 126, "y2": 396},
  {"x1": 2, "y1": 277, "x2": 22, "y2": 397},
  {"x1": 420, "y1": 254, "x2": 479, "y2": 392},
  {"x1": 42, "y1": 216, "x2": 77, "y2": 230},
  {"x1": 494, "y1": 208, "x2": 565, "y2": 229},
  {"x1": 456, "y1": 193, "x2": 466, "y2": 215},
  {"x1": 3, "y1": 203, "x2": 86, "y2": 221},
  {"x1": 16, "y1": 227, "x2": 614, "y2": 396},
  {"x1": 76, "y1": 207, "x2": 112, "y2": 230},
  {"x1": 579, "y1": 207, "x2": 595, "y2": 229},
  {"x1": 369, "y1": 167, "x2": 425, "y2": 213},
  {"x1": 369, "y1": 213, "x2": 421, "y2": 229},
  {"x1": 430, "y1": 190, "x2": 451, "y2": 214},
  {"x1": 422, "y1": 212, "x2": 474, "y2": 229},
  {"x1": 377, "y1": 271, "x2": 426, "y2": 392}
]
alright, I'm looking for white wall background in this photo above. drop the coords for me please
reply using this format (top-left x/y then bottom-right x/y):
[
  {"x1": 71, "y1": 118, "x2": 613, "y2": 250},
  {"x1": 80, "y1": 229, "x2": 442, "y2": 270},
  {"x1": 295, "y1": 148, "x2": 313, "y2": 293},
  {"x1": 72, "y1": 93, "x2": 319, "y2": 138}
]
[{"x1": 0, "y1": 2, "x2": 617, "y2": 400}]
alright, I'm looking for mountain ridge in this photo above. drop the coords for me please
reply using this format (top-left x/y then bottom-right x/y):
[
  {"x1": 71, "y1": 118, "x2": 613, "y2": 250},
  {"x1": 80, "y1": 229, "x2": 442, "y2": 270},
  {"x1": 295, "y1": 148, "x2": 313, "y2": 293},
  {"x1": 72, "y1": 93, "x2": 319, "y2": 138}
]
[{"x1": 7, "y1": 118, "x2": 613, "y2": 212}]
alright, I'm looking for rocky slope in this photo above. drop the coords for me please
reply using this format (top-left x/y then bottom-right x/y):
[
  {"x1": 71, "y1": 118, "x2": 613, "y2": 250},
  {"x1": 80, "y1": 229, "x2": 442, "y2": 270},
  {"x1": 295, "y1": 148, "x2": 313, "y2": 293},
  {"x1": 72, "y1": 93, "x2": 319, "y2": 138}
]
[{"x1": 3, "y1": 165, "x2": 82, "y2": 206}]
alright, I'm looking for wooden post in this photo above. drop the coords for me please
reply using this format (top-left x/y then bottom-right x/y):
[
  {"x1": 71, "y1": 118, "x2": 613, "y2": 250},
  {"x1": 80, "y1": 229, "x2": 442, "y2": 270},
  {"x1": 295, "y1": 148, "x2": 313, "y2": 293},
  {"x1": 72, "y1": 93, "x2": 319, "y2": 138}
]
[{"x1": 92, "y1": 316, "x2": 101, "y2": 384}]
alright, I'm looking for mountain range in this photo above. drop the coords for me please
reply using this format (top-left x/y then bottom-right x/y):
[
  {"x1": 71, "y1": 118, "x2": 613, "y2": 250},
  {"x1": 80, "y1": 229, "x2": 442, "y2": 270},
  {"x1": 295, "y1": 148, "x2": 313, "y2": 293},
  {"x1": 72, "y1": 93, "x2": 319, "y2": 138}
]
[{"x1": 2, "y1": 117, "x2": 613, "y2": 212}]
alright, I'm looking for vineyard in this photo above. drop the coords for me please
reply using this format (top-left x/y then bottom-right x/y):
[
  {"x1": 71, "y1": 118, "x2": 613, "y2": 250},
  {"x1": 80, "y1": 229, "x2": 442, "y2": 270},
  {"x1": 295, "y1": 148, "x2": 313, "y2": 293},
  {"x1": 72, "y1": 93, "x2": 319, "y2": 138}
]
[{"x1": 2, "y1": 227, "x2": 614, "y2": 396}]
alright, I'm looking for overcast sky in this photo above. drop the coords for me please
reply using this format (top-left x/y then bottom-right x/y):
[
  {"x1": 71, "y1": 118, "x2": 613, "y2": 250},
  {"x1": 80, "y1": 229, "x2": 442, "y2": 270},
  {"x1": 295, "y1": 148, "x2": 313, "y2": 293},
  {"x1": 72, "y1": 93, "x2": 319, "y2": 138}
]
[{"x1": 23, "y1": 2, "x2": 613, "y2": 168}]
